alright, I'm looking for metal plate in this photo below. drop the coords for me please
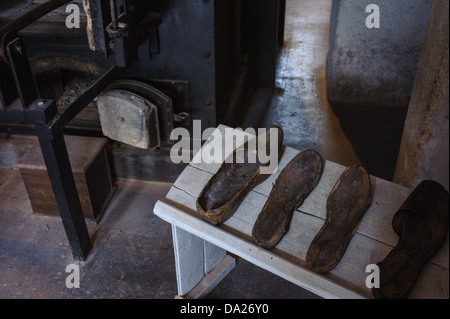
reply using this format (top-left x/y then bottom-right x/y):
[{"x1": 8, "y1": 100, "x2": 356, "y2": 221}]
[
  {"x1": 97, "y1": 89, "x2": 159, "y2": 149},
  {"x1": 107, "y1": 79, "x2": 173, "y2": 143}
]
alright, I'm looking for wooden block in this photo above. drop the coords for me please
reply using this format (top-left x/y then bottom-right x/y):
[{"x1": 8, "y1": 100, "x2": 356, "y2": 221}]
[{"x1": 15, "y1": 135, "x2": 114, "y2": 220}]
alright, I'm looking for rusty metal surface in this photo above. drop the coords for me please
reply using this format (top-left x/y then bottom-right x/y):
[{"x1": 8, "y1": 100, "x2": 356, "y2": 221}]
[{"x1": 0, "y1": 0, "x2": 72, "y2": 40}]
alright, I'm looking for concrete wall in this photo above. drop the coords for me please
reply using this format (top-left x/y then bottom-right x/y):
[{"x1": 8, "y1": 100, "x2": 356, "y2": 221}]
[
  {"x1": 394, "y1": 0, "x2": 449, "y2": 191},
  {"x1": 326, "y1": 0, "x2": 433, "y2": 108}
]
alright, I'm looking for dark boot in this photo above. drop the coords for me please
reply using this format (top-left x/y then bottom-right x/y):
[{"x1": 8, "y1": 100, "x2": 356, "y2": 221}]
[{"x1": 372, "y1": 180, "x2": 449, "y2": 299}]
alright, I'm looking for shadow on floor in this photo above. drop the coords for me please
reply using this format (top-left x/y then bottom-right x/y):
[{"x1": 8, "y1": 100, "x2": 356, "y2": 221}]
[{"x1": 331, "y1": 103, "x2": 408, "y2": 181}]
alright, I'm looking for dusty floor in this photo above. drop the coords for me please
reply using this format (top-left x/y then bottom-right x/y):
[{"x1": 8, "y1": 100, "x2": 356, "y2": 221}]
[
  {"x1": 244, "y1": 0, "x2": 359, "y2": 168},
  {"x1": 0, "y1": 166, "x2": 319, "y2": 299},
  {"x1": 0, "y1": 0, "x2": 397, "y2": 299}
]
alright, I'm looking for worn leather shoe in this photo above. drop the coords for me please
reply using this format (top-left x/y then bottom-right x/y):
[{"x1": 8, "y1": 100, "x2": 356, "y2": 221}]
[{"x1": 372, "y1": 180, "x2": 449, "y2": 299}]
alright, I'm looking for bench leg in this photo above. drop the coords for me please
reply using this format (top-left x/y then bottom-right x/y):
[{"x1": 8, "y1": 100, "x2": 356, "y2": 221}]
[{"x1": 172, "y1": 225, "x2": 235, "y2": 298}]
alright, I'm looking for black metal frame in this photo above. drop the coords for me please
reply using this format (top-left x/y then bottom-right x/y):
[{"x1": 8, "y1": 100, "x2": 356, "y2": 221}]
[
  {"x1": 0, "y1": 0, "x2": 284, "y2": 260},
  {"x1": 0, "y1": 0, "x2": 126, "y2": 260}
]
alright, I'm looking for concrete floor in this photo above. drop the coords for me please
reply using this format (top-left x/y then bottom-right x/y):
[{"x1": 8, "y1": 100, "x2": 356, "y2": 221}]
[
  {"x1": 0, "y1": 0, "x2": 369, "y2": 299},
  {"x1": 0, "y1": 166, "x2": 319, "y2": 299},
  {"x1": 244, "y1": 0, "x2": 359, "y2": 168}
]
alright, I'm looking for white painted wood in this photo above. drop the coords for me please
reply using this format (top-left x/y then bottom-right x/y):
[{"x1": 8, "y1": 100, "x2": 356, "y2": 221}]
[
  {"x1": 157, "y1": 125, "x2": 449, "y2": 299},
  {"x1": 164, "y1": 186, "x2": 449, "y2": 299},
  {"x1": 156, "y1": 201, "x2": 366, "y2": 299},
  {"x1": 172, "y1": 225, "x2": 205, "y2": 296},
  {"x1": 185, "y1": 255, "x2": 236, "y2": 299},
  {"x1": 204, "y1": 241, "x2": 227, "y2": 274}
]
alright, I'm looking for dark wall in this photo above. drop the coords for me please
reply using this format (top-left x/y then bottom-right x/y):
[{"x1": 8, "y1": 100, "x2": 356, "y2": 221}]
[
  {"x1": 6, "y1": 0, "x2": 281, "y2": 133},
  {"x1": 327, "y1": 0, "x2": 433, "y2": 108}
]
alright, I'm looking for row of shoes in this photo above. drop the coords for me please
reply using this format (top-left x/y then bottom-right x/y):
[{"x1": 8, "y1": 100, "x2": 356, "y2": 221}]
[{"x1": 195, "y1": 126, "x2": 449, "y2": 299}]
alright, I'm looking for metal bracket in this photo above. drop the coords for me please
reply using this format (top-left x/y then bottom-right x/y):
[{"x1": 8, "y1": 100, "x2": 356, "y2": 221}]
[
  {"x1": 141, "y1": 11, "x2": 162, "y2": 58},
  {"x1": 173, "y1": 112, "x2": 190, "y2": 126},
  {"x1": 1, "y1": 32, "x2": 39, "y2": 109},
  {"x1": 106, "y1": 17, "x2": 129, "y2": 39},
  {"x1": 106, "y1": 21, "x2": 129, "y2": 39}
]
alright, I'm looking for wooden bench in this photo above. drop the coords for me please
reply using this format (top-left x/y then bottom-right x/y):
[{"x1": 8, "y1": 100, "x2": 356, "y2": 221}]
[{"x1": 154, "y1": 125, "x2": 449, "y2": 299}]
